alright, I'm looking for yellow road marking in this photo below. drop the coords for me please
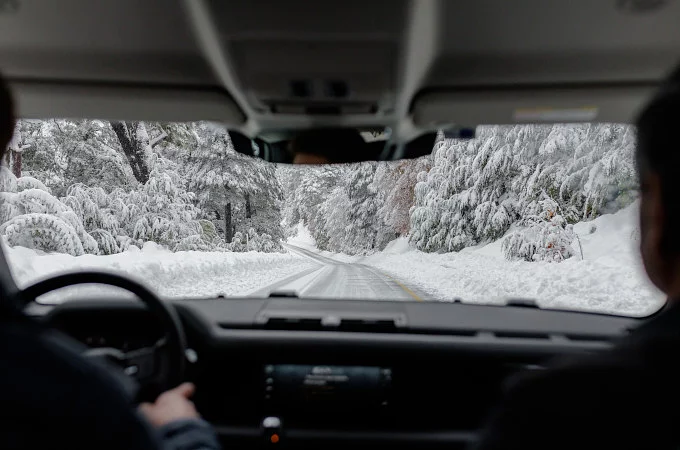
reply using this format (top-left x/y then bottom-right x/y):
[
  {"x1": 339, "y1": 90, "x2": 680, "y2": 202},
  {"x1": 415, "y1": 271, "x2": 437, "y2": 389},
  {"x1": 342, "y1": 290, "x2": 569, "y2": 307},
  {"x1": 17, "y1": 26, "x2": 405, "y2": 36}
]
[{"x1": 382, "y1": 272, "x2": 423, "y2": 302}]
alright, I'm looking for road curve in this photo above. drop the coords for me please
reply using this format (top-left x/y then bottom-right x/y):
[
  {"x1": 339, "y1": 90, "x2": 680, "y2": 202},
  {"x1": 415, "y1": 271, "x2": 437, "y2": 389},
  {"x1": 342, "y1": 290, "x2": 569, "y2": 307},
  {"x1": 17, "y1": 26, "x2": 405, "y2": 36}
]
[{"x1": 249, "y1": 244, "x2": 428, "y2": 301}]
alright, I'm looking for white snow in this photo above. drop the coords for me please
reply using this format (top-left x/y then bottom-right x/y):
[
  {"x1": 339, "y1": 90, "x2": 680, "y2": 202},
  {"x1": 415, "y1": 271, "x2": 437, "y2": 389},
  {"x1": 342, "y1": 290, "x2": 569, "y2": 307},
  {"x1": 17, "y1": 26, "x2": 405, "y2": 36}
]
[
  {"x1": 287, "y1": 223, "x2": 360, "y2": 263},
  {"x1": 6, "y1": 203, "x2": 665, "y2": 316},
  {"x1": 1, "y1": 120, "x2": 659, "y2": 317},
  {"x1": 288, "y1": 222, "x2": 317, "y2": 247},
  {"x1": 5, "y1": 241, "x2": 316, "y2": 303},
  {"x1": 303, "y1": 202, "x2": 664, "y2": 317}
]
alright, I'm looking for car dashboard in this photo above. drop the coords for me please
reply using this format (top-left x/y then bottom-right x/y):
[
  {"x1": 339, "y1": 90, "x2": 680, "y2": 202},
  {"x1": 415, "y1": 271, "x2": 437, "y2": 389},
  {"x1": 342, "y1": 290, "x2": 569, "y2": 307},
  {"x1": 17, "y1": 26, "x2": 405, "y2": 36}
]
[{"x1": 36, "y1": 297, "x2": 640, "y2": 449}]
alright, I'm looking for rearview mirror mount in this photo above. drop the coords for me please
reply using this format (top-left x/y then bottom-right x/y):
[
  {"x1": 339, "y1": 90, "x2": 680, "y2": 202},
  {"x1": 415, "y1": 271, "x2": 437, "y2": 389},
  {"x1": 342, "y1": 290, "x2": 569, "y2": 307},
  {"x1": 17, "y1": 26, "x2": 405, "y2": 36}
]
[{"x1": 227, "y1": 127, "x2": 473, "y2": 164}]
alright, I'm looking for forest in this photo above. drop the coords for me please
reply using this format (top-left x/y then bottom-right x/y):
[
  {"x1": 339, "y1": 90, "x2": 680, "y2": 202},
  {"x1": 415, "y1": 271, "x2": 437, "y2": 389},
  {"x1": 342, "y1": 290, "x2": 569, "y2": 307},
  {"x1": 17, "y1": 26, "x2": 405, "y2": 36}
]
[
  {"x1": 282, "y1": 124, "x2": 637, "y2": 262},
  {"x1": 0, "y1": 121, "x2": 637, "y2": 263},
  {"x1": 1, "y1": 120, "x2": 283, "y2": 255}
]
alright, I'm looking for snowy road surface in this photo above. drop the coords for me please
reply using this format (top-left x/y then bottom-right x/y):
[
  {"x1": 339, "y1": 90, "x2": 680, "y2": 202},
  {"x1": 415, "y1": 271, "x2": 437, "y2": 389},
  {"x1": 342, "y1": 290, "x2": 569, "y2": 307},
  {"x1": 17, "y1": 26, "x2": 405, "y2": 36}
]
[{"x1": 250, "y1": 243, "x2": 428, "y2": 301}]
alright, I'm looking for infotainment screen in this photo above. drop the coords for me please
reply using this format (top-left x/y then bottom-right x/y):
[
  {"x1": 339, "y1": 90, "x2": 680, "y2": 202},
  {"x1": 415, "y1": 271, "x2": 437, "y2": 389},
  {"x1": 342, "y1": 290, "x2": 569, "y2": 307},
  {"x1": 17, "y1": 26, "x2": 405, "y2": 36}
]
[{"x1": 264, "y1": 365, "x2": 391, "y2": 409}]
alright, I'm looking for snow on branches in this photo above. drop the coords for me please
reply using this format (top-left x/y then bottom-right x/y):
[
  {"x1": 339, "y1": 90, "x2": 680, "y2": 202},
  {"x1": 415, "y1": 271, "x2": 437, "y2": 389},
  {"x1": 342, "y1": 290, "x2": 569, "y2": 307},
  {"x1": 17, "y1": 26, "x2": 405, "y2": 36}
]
[
  {"x1": 502, "y1": 195, "x2": 577, "y2": 262},
  {"x1": 0, "y1": 119, "x2": 638, "y2": 260},
  {"x1": 1, "y1": 120, "x2": 288, "y2": 255},
  {"x1": 0, "y1": 167, "x2": 98, "y2": 255},
  {"x1": 410, "y1": 124, "x2": 636, "y2": 258},
  {"x1": 1, "y1": 213, "x2": 87, "y2": 256}
]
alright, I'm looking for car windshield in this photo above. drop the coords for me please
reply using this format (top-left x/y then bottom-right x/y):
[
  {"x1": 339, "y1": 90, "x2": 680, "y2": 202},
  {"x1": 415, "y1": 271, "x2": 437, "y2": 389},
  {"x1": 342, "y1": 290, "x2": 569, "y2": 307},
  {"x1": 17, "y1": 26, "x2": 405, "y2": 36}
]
[{"x1": 0, "y1": 120, "x2": 663, "y2": 317}]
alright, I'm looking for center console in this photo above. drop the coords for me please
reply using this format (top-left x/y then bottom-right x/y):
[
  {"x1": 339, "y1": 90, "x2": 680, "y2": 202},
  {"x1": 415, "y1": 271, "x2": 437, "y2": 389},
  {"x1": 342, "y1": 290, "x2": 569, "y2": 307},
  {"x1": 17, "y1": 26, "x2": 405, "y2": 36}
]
[{"x1": 264, "y1": 364, "x2": 392, "y2": 411}]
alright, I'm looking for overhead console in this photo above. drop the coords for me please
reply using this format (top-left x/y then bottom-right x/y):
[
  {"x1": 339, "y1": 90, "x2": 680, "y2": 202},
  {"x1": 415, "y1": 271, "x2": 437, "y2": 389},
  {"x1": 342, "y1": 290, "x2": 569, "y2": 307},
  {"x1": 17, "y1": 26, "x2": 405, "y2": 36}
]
[
  {"x1": 412, "y1": 85, "x2": 654, "y2": 128},
  {"x1": 196, "y1": 0, "x2": 408, "y2": 117}
]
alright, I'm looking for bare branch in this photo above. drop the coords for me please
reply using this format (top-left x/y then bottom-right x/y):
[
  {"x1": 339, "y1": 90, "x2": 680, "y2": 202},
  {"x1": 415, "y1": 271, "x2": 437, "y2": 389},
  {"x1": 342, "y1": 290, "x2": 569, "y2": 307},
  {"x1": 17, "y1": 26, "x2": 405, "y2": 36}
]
[
  {"x1": 150, "y1": 131, "x2": 168, "y2": 148},
  {"x1": 13, "y1": 144, "x2": 31, "y2": 153}
]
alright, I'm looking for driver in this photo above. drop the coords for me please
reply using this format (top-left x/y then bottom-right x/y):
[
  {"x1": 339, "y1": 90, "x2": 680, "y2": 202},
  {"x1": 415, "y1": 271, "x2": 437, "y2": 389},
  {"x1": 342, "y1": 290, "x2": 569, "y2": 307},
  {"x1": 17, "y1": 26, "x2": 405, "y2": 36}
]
[
  {"x1": 472, "y1": 67, "x2": 680, "y2": 449},
  {"x1": 0, "y1": 75, "x2": 220, "y2": 449}
]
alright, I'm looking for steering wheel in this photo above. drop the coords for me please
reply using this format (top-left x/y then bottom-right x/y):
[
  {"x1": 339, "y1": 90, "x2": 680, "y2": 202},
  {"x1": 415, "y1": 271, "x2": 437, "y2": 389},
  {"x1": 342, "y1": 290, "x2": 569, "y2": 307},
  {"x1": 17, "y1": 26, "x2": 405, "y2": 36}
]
[{"x1": 20, "y1": 271, "x2": 187, "y2": 399}]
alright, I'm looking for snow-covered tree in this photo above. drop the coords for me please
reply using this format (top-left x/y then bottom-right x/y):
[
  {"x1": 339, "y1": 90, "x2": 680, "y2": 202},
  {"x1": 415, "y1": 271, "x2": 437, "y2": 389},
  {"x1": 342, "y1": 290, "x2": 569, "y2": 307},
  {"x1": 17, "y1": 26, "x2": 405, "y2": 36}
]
[
  {"x1": 6, "y1": 121, "x2": 35, "y2": 178},
  {"x1": 110, "y1": 121, "x2": 152, "y2": 184},
  {"x1": 50, "y1": 120, "x2": 136, "y2": 195},
  {"x1": 0, "y1": 166, "x2": 98, "y2": 255},
  {"x1": 281, "y1": 157, "x2": 432, "y2": 255},
  {"x1": 410, "y1": 124, "x2": 637, "y2": 254},
  {"x1": 503, "y1": 195, "x2": 577, "y2": 262},
  {"x1": 183, "y1": 124, "x2": 283, "y2": 246},
  {"x1": 61, "y1": 163, "x2": 208, "y2": 253},
  {"x1": 3, "y1": 119, "x2": 288, "y2": 255},
  {"x1": 228, "y1": 227, "x2": 280, "y2": 252},
  {"x1": 344, "y1": 162, "x2": 381, "y2": 252},
  {"x1": 376, "y1": 157, "x2": 431, "y2": 239},
  {"x1": 281, "y1": 165, "x2": 347, "y2": 250}
]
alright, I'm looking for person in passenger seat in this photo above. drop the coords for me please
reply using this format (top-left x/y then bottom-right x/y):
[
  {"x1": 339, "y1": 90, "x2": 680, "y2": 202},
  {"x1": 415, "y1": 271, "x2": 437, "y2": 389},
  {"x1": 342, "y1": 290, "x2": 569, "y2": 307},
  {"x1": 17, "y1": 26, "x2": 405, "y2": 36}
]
[
  {"x1": 472, "y1": 68, "x2": 680, "y2": 450},
  {"x1": 0, "y1": 74, "x2": 220, "y2": 450}
]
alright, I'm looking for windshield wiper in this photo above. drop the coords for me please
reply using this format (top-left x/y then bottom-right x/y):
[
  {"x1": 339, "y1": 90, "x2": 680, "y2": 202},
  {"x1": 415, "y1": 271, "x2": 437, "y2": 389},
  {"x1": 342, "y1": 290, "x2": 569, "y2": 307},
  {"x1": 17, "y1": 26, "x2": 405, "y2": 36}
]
[
  {"x1": 268, "y1": 290, "x2": 299, "y2": 298},
  {"x1": 505, "y1": 298, "x2": 540, "y2": 309}
]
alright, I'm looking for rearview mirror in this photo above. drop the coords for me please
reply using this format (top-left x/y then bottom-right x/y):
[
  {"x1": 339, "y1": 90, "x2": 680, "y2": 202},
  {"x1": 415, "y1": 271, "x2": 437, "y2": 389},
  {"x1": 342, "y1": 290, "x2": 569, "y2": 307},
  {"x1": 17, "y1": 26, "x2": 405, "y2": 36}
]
[{"x1": 227, "y1": 128, "x2": 463, "y2": 164}]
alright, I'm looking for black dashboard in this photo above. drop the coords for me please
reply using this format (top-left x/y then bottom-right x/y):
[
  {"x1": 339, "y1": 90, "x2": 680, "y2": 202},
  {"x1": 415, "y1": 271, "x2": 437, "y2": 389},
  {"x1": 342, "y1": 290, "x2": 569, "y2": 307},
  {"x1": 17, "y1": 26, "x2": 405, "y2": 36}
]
[{"x1": 37, "y1": 297, "x2": 641, "y2": 449}]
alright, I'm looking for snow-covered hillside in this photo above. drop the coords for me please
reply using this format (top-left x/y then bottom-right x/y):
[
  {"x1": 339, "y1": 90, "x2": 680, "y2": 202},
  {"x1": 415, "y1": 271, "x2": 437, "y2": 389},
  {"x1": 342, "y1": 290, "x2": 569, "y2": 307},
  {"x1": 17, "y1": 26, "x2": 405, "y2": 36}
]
[
  {"x1": 289, "y1": 202, "x2": 663, "y2": 317},
  {"x1": 5, "y1": 242, "x2": 316, "y2": 302},
  {"x1": 372, "y1": 203, "x2": 662, "y2": 316}
]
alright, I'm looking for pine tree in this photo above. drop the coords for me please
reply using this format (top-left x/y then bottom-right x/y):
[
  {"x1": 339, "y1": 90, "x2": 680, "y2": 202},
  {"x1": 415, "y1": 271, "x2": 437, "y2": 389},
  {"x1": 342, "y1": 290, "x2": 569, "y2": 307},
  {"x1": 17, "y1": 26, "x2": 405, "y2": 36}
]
[
  {"x1": 183, "y1": 123, "x2": 284, "y2": 247},
  {"x1": 110, "y1": 121, "x2": 151, "y2": 184},
  {"x1": 0, "y1": 166, "x2": 98, "y2": 256},
  {"x1": 410, "y1": 124, "x2": 637, "y2": 255}
]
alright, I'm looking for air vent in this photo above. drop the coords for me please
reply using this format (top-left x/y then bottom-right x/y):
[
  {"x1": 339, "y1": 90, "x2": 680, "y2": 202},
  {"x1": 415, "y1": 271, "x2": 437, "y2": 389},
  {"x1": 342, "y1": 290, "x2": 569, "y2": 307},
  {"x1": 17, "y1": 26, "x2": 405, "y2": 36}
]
[
  {"x1": 263, "y1": 317, "x2": 399, "y2": 333},
  {"x1": 338, "y1": 319, "x2": 397, "y2": 333},
  {"x1": 218, "y1": 315, "x2": 407, "y2": 333},
  {"x1": 306, "y1": 105, "x2": 342, "y2": 115},
  {"x1": 265, "y1": 317, "x2": 323, "y2": 331},
  {"x1": 290, "y1": 80, "x2": 312, "y2": 98},
  {"x1": 325, "y1": 80, "x2": 349, "y2": 98},
  {"x1": 269, "y1": 102, "x2": 377, "y2": 115},
  {"x1": 493, "y1": 331, "x2": 551, "y2": 340},
  {"x1": 564, "y1": 334, "x2": 613, "y2": 343}
]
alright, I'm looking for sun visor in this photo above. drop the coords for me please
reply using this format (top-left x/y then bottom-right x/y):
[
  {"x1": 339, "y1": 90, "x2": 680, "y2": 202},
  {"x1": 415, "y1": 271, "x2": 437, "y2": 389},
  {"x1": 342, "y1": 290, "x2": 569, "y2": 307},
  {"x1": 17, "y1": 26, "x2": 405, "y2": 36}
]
[
  {"x1": 9, "y1": 80, "x2": 246, "y2": 124},
  {"x1": 411, "y1": 84, "x2": 655, "y2": 127}
]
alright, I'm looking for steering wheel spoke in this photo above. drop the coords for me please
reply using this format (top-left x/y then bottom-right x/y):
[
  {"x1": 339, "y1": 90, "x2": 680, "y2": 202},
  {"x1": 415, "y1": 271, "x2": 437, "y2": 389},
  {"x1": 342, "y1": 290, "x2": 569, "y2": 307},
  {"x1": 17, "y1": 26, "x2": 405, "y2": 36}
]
[
  {"x1": 123, "y1": 338, "x2": 166, "y2": 380},
  {"x1": 22, "y1": 271, "x2": 187, "y2": 399}
]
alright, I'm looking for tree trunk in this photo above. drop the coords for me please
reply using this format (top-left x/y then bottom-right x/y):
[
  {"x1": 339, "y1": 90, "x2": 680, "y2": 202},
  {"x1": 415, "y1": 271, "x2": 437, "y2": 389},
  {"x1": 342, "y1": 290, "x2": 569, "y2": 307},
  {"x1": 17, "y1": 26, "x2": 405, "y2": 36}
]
[
  {"x1": 225, "y1": 202, "x2": 233, "y2": 243},
  {"x1": 11, "y1": 150, "x2": 21, "y2": 178},
  {"x1": 110, "y1": 121, "x2": 150, "y2": 184},
  {"x1": 245, "y1": 194, "x2": 252, "y2": 219}
]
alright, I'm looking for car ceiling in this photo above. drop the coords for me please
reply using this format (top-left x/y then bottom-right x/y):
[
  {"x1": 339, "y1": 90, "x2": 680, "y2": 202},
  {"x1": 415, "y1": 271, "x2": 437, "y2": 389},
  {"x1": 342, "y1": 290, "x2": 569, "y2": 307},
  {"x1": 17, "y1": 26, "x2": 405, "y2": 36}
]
[{"x1": 1, "y1": 0, "x2": 679, "y2": 146}]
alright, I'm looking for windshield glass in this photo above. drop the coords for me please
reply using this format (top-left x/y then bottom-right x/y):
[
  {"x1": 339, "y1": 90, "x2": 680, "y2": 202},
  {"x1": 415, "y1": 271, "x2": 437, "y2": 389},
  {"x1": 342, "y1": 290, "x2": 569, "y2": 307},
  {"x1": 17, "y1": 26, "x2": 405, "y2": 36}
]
[{"x1": 1, "y1": 120, "x2": 663, "y2": 316}]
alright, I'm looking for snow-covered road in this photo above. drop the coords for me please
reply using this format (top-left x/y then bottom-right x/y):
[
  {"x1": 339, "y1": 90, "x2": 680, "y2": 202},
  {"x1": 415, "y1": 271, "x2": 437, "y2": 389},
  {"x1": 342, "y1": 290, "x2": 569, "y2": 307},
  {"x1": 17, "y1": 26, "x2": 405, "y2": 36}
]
[{"x1": 250, "y1": 243, "x2": 428, "y2": 301}]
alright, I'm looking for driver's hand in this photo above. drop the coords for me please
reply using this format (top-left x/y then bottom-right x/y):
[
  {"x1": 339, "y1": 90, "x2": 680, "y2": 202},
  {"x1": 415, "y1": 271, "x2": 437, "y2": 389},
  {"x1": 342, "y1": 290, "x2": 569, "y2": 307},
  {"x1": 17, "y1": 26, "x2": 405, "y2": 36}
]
[{"x1": 139, "y1": 382, "x2": 200, "y2": 427}]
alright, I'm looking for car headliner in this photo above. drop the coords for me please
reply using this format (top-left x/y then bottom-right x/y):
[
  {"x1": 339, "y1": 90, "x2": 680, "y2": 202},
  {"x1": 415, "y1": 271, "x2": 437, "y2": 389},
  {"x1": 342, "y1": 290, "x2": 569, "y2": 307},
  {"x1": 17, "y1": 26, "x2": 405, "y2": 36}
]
[{"x1": 1, "y1": 0, "x2": 678, "y2": 150}]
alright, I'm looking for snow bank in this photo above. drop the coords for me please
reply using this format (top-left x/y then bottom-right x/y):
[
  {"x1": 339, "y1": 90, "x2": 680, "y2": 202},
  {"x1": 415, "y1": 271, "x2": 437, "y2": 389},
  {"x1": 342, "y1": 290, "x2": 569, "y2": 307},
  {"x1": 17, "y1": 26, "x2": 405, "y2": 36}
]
[
  {"x1": 287, "y1": 223, "x2": 360, "y2": 263},
  {"x1": 361, "y1": 202, "x2": 663, "y2": 317},
  {"x1": 6, "y1": 242, "x2": 316, "y2": 303}
]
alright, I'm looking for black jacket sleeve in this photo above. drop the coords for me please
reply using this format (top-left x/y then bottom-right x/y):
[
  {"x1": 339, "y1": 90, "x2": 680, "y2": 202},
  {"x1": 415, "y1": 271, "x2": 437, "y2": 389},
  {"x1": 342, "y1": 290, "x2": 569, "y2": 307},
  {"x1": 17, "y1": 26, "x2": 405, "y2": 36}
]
[
  {"x1": 157, "y1": 419, "x2": 221, "y2": 450},
  {"x1": 470, "y1": 356, "x2": 653, "y2": 450}
]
